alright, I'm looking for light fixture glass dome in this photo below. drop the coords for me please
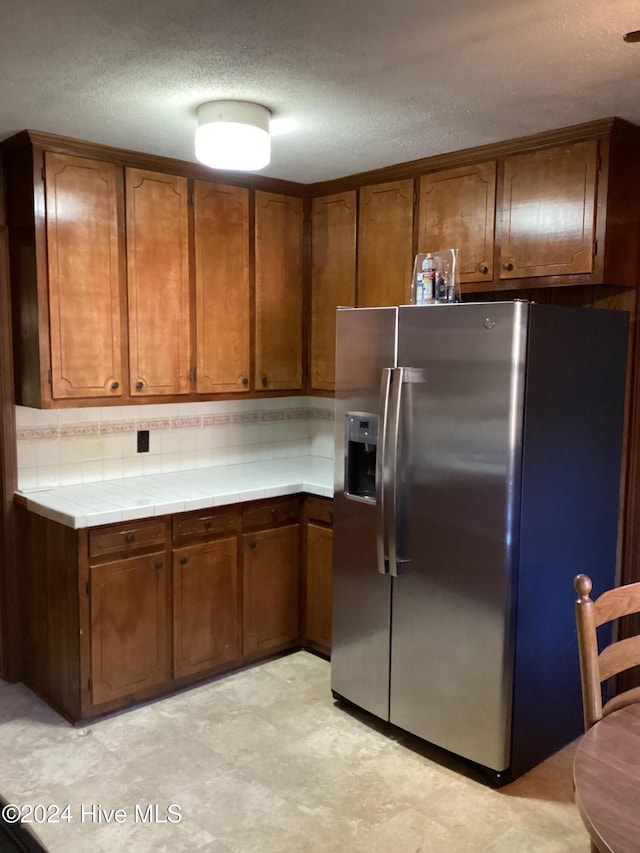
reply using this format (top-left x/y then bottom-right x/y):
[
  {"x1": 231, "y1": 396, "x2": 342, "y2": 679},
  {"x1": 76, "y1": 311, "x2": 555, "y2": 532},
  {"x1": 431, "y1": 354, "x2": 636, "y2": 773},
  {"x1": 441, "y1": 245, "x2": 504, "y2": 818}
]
[{"x1": 195, "y1": 101, "x2": 271, "y2": 171}]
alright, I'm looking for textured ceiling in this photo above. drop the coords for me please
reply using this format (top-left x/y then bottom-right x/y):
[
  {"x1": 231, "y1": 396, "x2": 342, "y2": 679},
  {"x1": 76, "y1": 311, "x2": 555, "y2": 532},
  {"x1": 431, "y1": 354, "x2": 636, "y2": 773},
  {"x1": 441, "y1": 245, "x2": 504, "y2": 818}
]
[{"x1": 1, "y1": 0, "x2": 640, "y2": 183}]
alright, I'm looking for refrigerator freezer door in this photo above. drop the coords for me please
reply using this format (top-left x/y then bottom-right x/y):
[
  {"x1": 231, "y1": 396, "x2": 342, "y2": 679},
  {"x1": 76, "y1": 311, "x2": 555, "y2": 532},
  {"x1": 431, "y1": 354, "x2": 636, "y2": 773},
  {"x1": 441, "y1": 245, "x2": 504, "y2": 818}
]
[
  {"x1": 331, "y1": 307, "x2": 397, "y2": 720},
  {"x1": 389, "y1": 301, "x2": 528, "y2": 771}
]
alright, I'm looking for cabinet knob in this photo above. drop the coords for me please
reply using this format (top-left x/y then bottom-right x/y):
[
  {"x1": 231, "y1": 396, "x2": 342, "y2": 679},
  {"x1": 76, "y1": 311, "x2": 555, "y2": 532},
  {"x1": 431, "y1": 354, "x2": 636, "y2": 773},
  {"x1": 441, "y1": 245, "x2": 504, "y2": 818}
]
[
  {"x1": 205, "y1": 520, "x2": 212, "y2": 529},
  {"x1": 242, "y1": 377, "x2": 249, "y2": 386},
  {"x1": 125, "y1": 533, "x2": 135, "y2": 543},
  {"x1": 502, "y1": 262, "x2": 514, "y2": 272},
  {"x1": 261, "y1": 376, "x2": 268, "y2": 388},
  {"x1": 179, "y1": 557, "x2": 187, "y2": 565},
  {"x1": 135, "y1": 380, "x2": 144, "y2": 391},
  {"x1": 477, "y1": 264, "x2": 489, "y2": 275},
  {"x1": 249, "y1": 541, "x2": 257, "y2": 549},
  {"x1": 111, "y1": 381, "x2": 120, "y2": 390},
  {"x1": 155, "y1": 561, "x2": 163, "y2": 570}
]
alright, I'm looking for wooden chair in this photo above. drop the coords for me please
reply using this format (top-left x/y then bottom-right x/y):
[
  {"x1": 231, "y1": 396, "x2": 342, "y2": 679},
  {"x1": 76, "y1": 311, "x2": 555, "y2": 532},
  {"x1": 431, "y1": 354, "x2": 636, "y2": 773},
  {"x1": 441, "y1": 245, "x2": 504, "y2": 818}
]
[{"x1": 574, "y1": 573, "x2": 640, "y2": 731}]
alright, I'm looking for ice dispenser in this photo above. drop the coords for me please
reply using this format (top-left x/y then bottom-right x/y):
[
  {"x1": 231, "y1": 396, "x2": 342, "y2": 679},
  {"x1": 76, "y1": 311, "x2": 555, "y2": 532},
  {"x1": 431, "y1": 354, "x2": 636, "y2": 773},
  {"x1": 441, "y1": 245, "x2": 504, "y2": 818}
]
[{"x1": 345, "y1": 413, "x2": 378, "y2": 501}]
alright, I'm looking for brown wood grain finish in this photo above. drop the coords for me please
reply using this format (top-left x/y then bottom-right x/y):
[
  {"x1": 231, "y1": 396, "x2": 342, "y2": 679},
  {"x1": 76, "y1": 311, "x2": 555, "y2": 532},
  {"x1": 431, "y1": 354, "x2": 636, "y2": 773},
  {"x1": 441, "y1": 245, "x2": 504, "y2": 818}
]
[
  {"x1": 358, "y1": 179, "x2": 414, "y2": 307},
  {"x1": 173, "y1": 536, "x2": 241, "y2": 678},
  {"x1": 500, "y1": 141, "x2": 598, "y2": 279},
  {"x1": 419, "y1": 164, "x2": 496, "y2": 284},
  {"x1": 306, "y1": 496, "x2": 333, "y2": 526},
  {"x1": 243, "y1": 496, "x2": 300, "y2": 530},
  {"x1": 194, "y1": 181, "x2": 251, "y2": 393},
  {"x1": 16, "y1": 507, "x2": 81, "y2": 718},
  {"x1": 90, "y1": 550, "x2": 170, "y2": 706},
  {"x1": 0, "y1": 214, "x2": 18, "y2": 680},
  {"x1": 44, "y1": 153, "x2": 123, "y2": 399},
  {"x1": 573, "y1": 703, "x2": 640, "y2": 853},
  {"x1": 243, "y1": 524, "x2": 300, "y2": 656},
  {"x1": 125, "y1": 168, "x2": 191, "y2": 396},
  {"x1": 254, "y1": 191, "x2": 303, "y2": 390},
  {"x1": 310, "y1": 192, "x2": 356, "y2": 391},
  {"x1": 172, "y1": 506, "x2": 241, "y2": 541},
  {"x1": 304, "y1": 523, "x2": 332, "y2": 652},
  {"x1": 88, "y1": 519, "x2": 166, "y2": 558}
]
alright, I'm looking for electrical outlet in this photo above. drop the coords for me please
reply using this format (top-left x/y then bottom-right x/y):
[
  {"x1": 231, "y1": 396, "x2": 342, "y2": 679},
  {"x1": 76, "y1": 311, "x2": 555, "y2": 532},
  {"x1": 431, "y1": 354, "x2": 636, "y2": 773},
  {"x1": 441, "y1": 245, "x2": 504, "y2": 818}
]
[{"x1": 137, "y1": 430, "x2": 150, "y2": 453}]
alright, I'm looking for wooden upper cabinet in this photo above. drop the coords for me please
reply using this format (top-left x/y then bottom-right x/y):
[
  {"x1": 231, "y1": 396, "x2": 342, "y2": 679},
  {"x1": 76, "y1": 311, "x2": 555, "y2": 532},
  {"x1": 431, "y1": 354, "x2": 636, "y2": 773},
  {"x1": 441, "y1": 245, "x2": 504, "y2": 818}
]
[
  {"x1": 125, "y1": 168, "x2": 191, "y2": 396},
  {"x1": 358, "y1": 180, "x2": 415, "y2": 306},
  {"x1": 418, "y1": 163, "x2": 496, "y2": 285},
  {"x1": 45, "y1": 152, "x2": 123, "y2": 400},
  {"x1": 193, "y1": 181, "x2": 250, "y2": 394},
  {"x1": 310, "y1": 192, "x2": 356, "y2": 391},
  {"x1": 254, "y1": 191, "x2": 303, "y2": 391},
  {"x1": 500, "y1": 141, "x2": 598, "y2": 279}
]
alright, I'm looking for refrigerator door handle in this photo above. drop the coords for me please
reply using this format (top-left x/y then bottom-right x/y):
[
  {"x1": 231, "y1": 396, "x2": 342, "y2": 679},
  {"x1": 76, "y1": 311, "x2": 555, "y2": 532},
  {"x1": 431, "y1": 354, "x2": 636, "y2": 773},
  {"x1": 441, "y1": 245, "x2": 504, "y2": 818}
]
[
  {"x1": 386, "y1": 367, "x2": 404, "y2": 577},
  {"x1": 376, "y1": 368, "x2": 392, "y2": 574}
]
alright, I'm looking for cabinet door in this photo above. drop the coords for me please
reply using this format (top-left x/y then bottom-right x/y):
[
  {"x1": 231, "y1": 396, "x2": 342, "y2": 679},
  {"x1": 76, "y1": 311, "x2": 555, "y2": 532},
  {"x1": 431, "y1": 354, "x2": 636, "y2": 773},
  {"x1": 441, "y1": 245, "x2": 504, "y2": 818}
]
[
  {"x1": 90, "y1": 551, "x2": 169, "y2": 706},
  {"x1": 173, "y1": 536, "x2": 241, "y2": 679},
  {"x1": 358, "y1": 180, "x2": 414, "y2": 306},
  {"x1": 500, "y1": 141, "x2": 598, "y2": 279},
  {"x1": 254, "y1": 191, "x2": 303, "y2": 391},
  {"x1": 310, "y1": 192, "x2": 356, "y2": 391},
  {"x1": 243, "y1": 524, "x2": 300, "y2": 655},
  {"x1": 305, "y1": 523, "x2": 333, "y2": 652},
  {"x1": 125, "y1": 168, "x2": 191, "y2": 396},
  {"x1": 419, "y1": 163, "x2": 496, "y2": 285},
  {"x1": 194, "y1": 181, "x2": 250, "y2": 394},
  {"x1": 44, "y1": 152, "x2": 123, "y2": 399}
]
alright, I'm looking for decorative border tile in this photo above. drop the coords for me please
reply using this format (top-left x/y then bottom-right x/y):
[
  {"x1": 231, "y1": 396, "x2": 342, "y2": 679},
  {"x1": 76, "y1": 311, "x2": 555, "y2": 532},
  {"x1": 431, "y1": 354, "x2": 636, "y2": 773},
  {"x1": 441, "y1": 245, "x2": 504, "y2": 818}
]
[
  {"x1": 136, "y1": 419, "x2": 172, "y2": 431},
  {"x1": 100, "y1": 421, "x2": 137, "y2": 434},
  {"x1": 59, "y1": 424, "x2": 100, "y2": 437},
  {"x1": 15, "y1": 427, "x2": 59, "y2": 440},
  {"x1": 16, "y1": 404, "x2": 334, "y2": 441}
]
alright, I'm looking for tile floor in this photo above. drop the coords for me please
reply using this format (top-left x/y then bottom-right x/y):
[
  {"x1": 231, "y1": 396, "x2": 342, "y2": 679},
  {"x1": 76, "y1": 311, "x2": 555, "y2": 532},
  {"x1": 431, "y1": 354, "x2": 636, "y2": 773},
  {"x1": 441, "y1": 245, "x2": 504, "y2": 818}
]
[{"x1": 0, "y1": 652, "x2": 590, "y2": 852}]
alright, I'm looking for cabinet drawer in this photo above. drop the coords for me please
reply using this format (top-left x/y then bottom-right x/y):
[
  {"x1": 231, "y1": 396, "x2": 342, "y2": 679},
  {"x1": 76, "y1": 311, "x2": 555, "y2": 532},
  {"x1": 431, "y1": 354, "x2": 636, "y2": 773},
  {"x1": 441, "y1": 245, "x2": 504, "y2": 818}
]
[
  {"x1": 89, "y1": 520, "x2": 166, "y2": 559},
  {"x1": 306, "y1": 497, "x2": 333, "y2": 526},
  {"x1": 172, "y1": 507, "x2": 241, "y2": 541},
  {"x1": 243, "y1": 497, "x2": 300, "y2": 530}
]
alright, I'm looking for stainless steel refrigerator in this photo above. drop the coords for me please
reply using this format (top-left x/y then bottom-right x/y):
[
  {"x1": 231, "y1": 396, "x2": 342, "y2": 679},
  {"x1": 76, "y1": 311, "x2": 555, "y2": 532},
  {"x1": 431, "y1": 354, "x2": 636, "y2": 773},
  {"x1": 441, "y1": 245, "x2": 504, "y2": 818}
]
[{"x1": 331, "y1": 300, "x2": 628, "y2": 783}]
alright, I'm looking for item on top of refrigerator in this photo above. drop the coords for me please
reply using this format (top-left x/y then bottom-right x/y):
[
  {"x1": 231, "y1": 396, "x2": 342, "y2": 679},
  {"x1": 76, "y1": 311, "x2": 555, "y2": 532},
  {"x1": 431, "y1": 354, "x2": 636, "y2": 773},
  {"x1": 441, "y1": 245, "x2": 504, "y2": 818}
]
[
  {"x1": 411, "y1": 253, "x2": 435, "y2": 305},
  {"x1": 411, "y1": 249, "x2": 459, "y2": 304}
]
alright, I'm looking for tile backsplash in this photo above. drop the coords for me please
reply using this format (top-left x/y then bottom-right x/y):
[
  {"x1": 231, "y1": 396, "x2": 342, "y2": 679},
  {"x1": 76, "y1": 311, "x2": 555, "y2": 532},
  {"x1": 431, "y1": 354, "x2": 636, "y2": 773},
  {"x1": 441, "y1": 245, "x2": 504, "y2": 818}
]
[{"x1": 16, "y1": 397, "x2": 335, "y2": 491}]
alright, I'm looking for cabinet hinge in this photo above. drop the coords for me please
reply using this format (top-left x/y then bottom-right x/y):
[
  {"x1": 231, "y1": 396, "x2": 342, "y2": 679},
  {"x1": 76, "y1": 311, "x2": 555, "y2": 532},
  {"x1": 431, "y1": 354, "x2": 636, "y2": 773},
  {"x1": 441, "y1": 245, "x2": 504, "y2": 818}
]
[
  {"x1": 596, "y1": 155, "x2": 602, "y2": 173},
  {"x1": 41, "y1": 166, "x2": 45, "y2": 181},
  {"x1": 85, "y1": 580, "x2": 90, "y2": 596},
  {"x1": 190, "y1": 367, "x2": 197, "y2": 381},
  {"x1": 593, "y1": 239, "x2": 598, "y2": 257},
  {"x1": 47, "y1": 369, "x2": 52, "y2": 385},
  {"x1": 87, "y1": 677, "x2": 92, "y2": 691}
]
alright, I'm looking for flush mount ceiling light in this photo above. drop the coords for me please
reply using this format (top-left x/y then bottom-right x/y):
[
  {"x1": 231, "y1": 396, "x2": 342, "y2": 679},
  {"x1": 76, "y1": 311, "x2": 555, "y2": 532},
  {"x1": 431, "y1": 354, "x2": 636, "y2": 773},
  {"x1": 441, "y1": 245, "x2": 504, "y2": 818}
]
[{"x1": 195, "y1": 100, "x2": 271, "y2": 171}]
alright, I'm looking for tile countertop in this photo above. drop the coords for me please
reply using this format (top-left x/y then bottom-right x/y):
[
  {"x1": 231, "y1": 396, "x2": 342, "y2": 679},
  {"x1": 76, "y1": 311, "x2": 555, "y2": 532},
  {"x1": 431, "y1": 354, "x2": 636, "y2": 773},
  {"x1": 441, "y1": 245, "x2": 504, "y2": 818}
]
[{"x1": 16, "y1": 456, "x2": 335, "y2": 529}]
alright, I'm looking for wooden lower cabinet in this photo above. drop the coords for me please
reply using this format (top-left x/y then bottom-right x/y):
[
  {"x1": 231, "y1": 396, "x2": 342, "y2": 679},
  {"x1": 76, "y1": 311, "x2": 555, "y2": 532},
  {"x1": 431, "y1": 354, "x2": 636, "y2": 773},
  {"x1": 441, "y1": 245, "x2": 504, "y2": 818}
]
[
  {"x1": 173, "y1": 537, "x2": 241, "y2": 679},
  {"x1": 90, "y1": 550, "x2": 170, "y2": 706},
  {"x1": 17, "y1": 494, "x2": 332, "y2": 721},
  {"x1": 243, "y1": 524, "x2": 300, "y2": 657},
  {"x1": 303, "y1": 496, "x2": 333, "y2": 656},
  {"x1": 304, "y1": 524, "x2": 333, "y2": 654}
]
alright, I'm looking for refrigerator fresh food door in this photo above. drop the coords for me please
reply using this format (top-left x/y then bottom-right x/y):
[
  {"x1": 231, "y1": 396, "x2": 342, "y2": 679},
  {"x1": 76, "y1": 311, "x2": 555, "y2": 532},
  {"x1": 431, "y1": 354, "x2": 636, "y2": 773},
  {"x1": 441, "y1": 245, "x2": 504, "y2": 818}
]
[
  {"x1": 389, "y1": 301, "x2": 528, "y2": 771},
  {"x1": 331, "y1": 306, "x2": 398, "y2": 720}
]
